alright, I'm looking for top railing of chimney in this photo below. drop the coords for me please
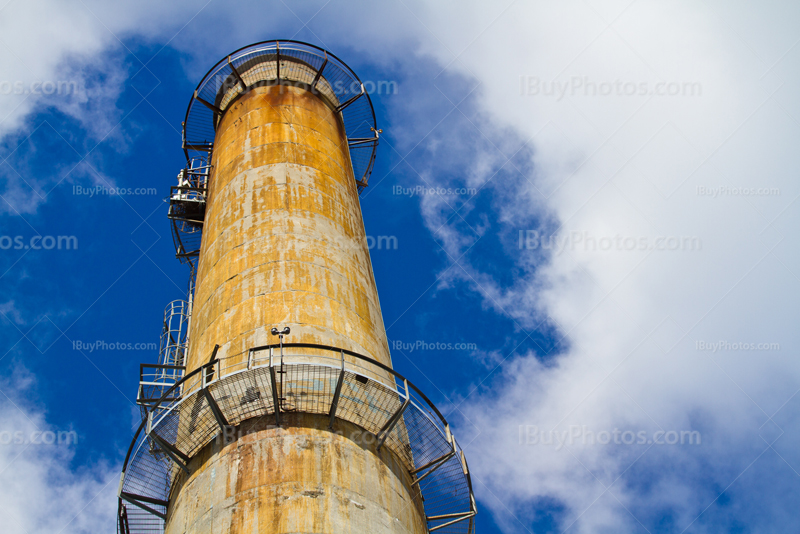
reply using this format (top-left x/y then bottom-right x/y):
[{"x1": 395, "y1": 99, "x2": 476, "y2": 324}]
[{"x1": 182, "y1": 40, "x2": 379, "y2": 193}]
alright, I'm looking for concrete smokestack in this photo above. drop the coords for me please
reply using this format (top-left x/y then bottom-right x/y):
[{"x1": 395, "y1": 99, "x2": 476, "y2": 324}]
[{"x1": 117, "y1": 41, "x2": 475, "y2": 534}]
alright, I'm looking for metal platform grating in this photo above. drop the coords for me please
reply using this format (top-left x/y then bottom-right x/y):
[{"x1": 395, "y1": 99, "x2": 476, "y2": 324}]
[{"x1": 118, "y1": 343, "x2": 476, "y2": 534}]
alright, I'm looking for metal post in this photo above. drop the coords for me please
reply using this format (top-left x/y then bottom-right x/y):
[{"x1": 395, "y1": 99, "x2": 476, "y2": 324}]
[
  {"x1": 270, "y1": 364, "x2": 281, "y2": 427},
  {"x1": 275, "y1": 42, "x2": 280, "y2": 84},
  {"x1": 269, "y1": 327, "x2": 289, "y2": 427}
]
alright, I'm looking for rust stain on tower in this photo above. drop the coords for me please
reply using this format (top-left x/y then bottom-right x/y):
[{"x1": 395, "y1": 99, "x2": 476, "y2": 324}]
[{"x1": 117, "y1": 41, "x2": 476, "y2": 534}]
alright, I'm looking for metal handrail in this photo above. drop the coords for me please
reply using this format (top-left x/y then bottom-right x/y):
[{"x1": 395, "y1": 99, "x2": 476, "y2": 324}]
[
  {"x1": 120, "y1": 342, "x2": 477, "y2": 533},
  {"x1": 148, "y1": 342, "x2": 448, "y2": 428},
  {"x1": 182, "y1": 40, "x2": 379, "y2": 191}
]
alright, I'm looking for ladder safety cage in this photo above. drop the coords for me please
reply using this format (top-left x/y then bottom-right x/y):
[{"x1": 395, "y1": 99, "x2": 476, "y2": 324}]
[{"x1": 137, "y1": 300, "x2": 190, "y2": 419}]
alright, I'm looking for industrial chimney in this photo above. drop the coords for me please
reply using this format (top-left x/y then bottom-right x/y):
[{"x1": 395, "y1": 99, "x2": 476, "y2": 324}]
[{"x1": 117, "y1": 40, "x2": 476, "y2": 534}]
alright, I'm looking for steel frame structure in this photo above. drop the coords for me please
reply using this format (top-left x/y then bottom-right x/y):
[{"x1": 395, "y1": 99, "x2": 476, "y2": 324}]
[
  {"x1": 119, "y1": 343, "x2": 476, "y2": 534},
  {"x1": 167, "y1": 158, "x2": 209, "y2": 277},
  {"x1": 181, "y1": 40, "x2": 379, "y2": 193}
]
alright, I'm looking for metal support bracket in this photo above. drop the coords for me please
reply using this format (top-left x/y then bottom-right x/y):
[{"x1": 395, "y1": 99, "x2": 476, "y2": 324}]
[
  {"x1": 376, "y1": 380, "x2": 410, "y2": 451},
  {"x1": 347, "y1": 137, "x2": 378, "y2": 147},
  {"x1": 328, "y1": 351, "x2": 345, "y2": 429},
  {"x1": 119, "y1": 491, "x2": 168, "y2": 520},
  {"x1": 411, "y1": 450, "x2": 455, "y2": 486},
  {"x1": 148, "y1": 432, "x2": 190, "y2": 475},
  {"x1": 203, "y1": 344, "x2": 220, "y2": 387},
  {"x1": 412, "y1": 424, "x2": 456, "y2": 486},
  {"x1": 183, "y1": 142, "x2": 213, "y2": 151},
  {"x1": 310, "y1": 51, "x2": 328, "y2": 90},
  {"x1": 194, "y1": 91, "x2": 222, "y2": 116},
  {"x1": 427, "y1": 511, "x2": 477, "y2": 532},
  {"x1": 227, "y1": 55, "x2": 247, "y2": 91},
  {"x1": 202, "y1": 387, "x2": 229, "y2": 432},
  {"x1": 336, "y1": 85, "x2": 365, "y2": 112}
]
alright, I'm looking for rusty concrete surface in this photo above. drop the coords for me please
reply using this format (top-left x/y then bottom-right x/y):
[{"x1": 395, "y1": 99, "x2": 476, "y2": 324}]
[{"x1": 166, "y1": 84, "x2": 426, "y2": 533}]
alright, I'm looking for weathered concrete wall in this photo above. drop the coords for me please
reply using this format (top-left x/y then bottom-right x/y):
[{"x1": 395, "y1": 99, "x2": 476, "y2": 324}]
[
  {"x1": 166, "y1": 414, "x2": 427, "y2": 534},
  {"x1": 186, "y1": 83, "x2": 392, "y2": 374},
  {"x1": 166, "y1": 84, "x2": 425, "y2": 533}
]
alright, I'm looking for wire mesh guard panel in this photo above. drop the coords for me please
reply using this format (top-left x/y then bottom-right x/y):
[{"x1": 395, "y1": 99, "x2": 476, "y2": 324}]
[
  {"x1": 183, "y1": 41, "x2": 378, "y2": 191},
  {"x1": 119, "y1": 359, "x2": 475, "y2": 534}
]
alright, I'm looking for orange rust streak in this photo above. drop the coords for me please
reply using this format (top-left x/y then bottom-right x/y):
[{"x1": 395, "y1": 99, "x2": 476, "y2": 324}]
[{"x1": 166, "y1": 85, "x2": 426, "y2": 534}]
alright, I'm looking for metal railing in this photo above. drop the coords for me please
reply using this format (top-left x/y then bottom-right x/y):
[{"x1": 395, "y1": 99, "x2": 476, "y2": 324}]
[
  {"x1": 168, "y1": 158, "x2": 209, "y2": 270},
  {"x1": 119, "y1": 342, "x2": 476, "y2": 534},
  {"x1": 137, "y1": 364, "x2": 185, "y2": 406},
  {"x1": 182, "y1": 40, "x2": 379, "y2": 192}
]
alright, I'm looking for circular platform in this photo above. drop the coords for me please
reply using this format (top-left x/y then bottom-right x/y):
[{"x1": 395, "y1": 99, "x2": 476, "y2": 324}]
[
  {"x1": 182, "y1": 40, "x2": 380, "y2": 193},
  {"x1": 118, "y1": 343, "x2": 476, "y2": 534}
]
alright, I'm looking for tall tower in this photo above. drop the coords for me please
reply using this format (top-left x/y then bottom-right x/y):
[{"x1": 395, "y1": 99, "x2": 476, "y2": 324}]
[{"x1": 118, "y1": 41, "x2": 476, "y2": 534}]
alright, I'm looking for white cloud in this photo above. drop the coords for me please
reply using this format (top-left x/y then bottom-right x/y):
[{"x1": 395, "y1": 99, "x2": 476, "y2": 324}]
[
  {"x1": 1, "y1": 0, "x2": 799, "y2": 531},
  {"x1": 0, "y1": 372, "x2": 118, "y2": 534},
  {"x1": 379, "y1": 1, "x2": 800, "y2": 532}
]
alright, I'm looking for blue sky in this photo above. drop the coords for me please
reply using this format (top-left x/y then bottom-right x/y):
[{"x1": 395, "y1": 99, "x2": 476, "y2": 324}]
[{"x1": 1, "y1": 1, "x2": 799, "y2": 533}]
